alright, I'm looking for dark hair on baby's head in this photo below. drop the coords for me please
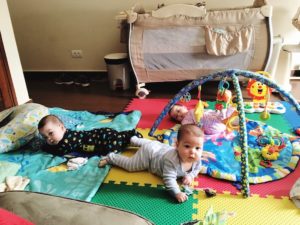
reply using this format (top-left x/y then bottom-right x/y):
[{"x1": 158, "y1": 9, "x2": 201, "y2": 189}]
[
  {"x1": 168, "y1": 103, "x2": 182, "y2": 116},
  {"x1": 177, "y1": 124, "x2": 204, "y2": 142},
  {"x1": 38, "y1": 115, "x2": 64, "y2": 130}
]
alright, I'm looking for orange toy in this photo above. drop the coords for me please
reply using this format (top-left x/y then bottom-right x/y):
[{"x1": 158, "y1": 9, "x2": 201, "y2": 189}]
[
  {"x1": 215, "y1": 79, "x2": 232, "y2": 111},
  {"x1": 246, "y1": 71, "x2": 271, "y2": 103}
]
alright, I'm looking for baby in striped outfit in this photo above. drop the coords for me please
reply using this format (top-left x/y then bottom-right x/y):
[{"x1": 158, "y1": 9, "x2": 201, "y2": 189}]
[
  {"x1": 169, "y1": 104, "x2": 236, "y2": 135},
  {"x1": 99, "y1": 124, "x2": 204, "y2": 203}
]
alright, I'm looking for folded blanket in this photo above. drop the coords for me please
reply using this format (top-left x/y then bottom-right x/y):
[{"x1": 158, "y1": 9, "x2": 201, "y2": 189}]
[{"x1": 0, "y1": 176, "x2": 30, "y2": 192}]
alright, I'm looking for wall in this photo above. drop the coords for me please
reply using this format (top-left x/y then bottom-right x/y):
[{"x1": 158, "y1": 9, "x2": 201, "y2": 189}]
[
  {"x1": 0, "y1": 0, "x2": 30, "y2": 105},
  {"x1": 6, "y1": 0, "x2": 300, "y2": 73}
]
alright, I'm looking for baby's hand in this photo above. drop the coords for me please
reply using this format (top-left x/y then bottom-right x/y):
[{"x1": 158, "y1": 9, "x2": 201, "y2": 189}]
[
  {"x1": 202, "y1": 151, "x2": 216, "y2": 162},
  {"x1": 182, "y1": 175, "x2": 193, "y2": 186},
  {"x1": 175, "y1": 192, "x2": 188, "y2": 203}
]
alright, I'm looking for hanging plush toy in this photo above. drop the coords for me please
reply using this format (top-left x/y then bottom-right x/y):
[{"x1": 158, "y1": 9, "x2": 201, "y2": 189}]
[
  {"x1": 215, "y1": 79, "x2": 232, "y2": 111},
  {"x1": 194, "y1": 86, "x2": 205, "y2": 125}
]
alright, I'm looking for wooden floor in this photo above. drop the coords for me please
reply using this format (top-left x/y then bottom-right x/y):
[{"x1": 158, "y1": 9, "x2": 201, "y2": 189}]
[{"x1": 25, "y1": 73, "x2": 298, "y2": 112}]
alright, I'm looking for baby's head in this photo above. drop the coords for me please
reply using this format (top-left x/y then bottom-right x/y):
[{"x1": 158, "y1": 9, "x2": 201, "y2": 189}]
[
  {"x1": 38, "y1": 115, "x2": 66, "y2": 145},
  {"x1": 176, "y1": 124, "x2": 204, "y2": 163},
  {"x1": 169, "y1": 104, "x2": 189, "y2": 122}
]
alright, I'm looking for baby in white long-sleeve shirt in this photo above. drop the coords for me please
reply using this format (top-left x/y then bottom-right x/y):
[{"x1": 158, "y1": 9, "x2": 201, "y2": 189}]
[{"x1": 99, "y1": 124, "x2": 204, "y2": 203}]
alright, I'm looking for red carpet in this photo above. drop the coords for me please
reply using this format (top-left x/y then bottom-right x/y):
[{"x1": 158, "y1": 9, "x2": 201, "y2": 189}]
[{"x1": 124, "y1": 98, "x2": 199, "y2": 129}]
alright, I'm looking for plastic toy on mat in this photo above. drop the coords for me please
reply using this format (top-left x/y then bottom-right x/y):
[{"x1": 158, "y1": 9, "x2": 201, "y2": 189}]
[
  {"x1": 246, "y1": 71, "x2": 271, "y2": 103},
  {"x1": 244, "y1": 101, "x2": 286, "y2": 114},
  {"x1": 180, "y1": 206, "x2": 235, "y2": 225},
  {"x1": 256, "y1": 135, "x2": 286, "y2": 168},
  {"x1": 246, "y1": 71, "x2": 284, "y2": 119}
]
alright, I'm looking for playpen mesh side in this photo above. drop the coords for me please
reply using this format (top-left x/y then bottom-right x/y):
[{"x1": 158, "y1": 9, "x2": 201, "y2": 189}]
[{"x1": 129, "y1": 7, "x2": 270, "y2": 83}]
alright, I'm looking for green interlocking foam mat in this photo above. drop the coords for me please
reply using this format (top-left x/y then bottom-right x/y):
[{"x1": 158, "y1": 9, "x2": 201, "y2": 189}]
[
  {"x1": 90, "y1": 99, "x2": 300, "y2": 224},
  {"x1": 91, "y1": 181, "x2": 198, "y2": 225}
]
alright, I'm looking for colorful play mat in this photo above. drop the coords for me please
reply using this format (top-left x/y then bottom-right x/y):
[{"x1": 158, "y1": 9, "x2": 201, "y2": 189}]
[
  {"x1": 149, "y1": 69, "x2": 300, "y2": 197},
  {"x1": 163, "y1": 120, "x2": 300, "y2": 184}
]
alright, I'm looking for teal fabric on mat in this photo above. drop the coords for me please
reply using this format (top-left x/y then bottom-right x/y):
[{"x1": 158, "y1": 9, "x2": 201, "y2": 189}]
[
  {"x1": 0, "y1": 161, "x2": 21, "y2": 183},
  {"x1": 0, "y1": 150, "x2": 108, "y2": 201},
  {"x1": 0, "y1": 150, "x2": 64, "y2": 176},
  {"x1": 49, "y1": 107, "x2": 142, "y2": 131},
  {"x1": 29, "y1": 156, "x2": 110, "y2": 201},
  {"x1": 0, "y1": 109, "x2": 141, "y2": 201}
]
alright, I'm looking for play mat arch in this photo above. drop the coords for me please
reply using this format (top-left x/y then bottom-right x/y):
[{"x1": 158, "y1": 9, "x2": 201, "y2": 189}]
[{"x1": 149, "y1": 69, "x2": 300, "y2": 198}]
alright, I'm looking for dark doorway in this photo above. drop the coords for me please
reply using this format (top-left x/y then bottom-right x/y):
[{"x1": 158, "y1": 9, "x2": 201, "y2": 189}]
[{"x1": 0, "y1": 33, "x2": 17, "y2": 110}]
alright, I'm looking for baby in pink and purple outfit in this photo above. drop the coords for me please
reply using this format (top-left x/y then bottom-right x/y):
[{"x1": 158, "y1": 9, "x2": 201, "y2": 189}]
[{"x1": 169, "y1": 103, "x2": 237, "y2": 135}]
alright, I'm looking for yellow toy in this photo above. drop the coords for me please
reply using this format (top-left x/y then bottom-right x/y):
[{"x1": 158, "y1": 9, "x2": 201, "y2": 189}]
[
  {"x1": 223, "y1": 110, "x2": 240, "y2": 131},
  {"x1": 246, "y1": 71, "x2": 271, "y2": 103},
  {"x1": 247, "y1": 71, "x2": 272, "y2": 120},
  {"x1": 257, "y1": 135, "x2": 286, "y2": 167},
  {"x1": 194, "y1": 86, "x2": 205, "y2": 125}
]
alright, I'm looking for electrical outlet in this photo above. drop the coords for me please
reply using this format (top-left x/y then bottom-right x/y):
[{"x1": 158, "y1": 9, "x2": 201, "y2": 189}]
[{"x1": 71, "y1": 50, "x2": 83, "y2": 58}]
